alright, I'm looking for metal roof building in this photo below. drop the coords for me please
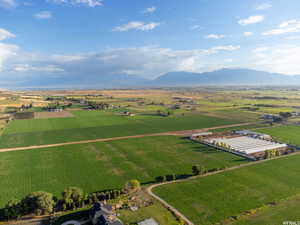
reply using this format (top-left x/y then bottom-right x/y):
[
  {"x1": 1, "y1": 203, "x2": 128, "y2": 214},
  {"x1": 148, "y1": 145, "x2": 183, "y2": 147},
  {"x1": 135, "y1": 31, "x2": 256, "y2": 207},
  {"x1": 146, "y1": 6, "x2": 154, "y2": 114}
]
[{"x1": 206, "y1": 136, "x2": 287, "y2": 154}]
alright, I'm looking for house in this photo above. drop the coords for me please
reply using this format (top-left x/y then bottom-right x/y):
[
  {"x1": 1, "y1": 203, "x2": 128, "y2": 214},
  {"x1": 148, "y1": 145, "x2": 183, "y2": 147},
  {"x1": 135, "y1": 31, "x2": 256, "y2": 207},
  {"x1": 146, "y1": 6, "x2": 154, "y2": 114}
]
[
  {"x1": 89, "y1": 202, "x2": 123, "y2": 225},
  {"x1": 260, "y1": 114, "x2": 283, "y2": 122},
  {"x1": 120, "y1": 111, "x2": 135, "y2": 116}
]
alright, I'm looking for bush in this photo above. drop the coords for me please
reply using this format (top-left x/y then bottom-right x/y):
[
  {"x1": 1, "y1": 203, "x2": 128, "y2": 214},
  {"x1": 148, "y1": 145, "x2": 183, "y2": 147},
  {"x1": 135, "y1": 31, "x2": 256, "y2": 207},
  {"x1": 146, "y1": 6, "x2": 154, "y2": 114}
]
[
  {"x1": 124, "y1": 180, "x2": 141, "y2": 193},
  {"x1": 4, "y1": 199, "x2": 21, "y2": 219}
]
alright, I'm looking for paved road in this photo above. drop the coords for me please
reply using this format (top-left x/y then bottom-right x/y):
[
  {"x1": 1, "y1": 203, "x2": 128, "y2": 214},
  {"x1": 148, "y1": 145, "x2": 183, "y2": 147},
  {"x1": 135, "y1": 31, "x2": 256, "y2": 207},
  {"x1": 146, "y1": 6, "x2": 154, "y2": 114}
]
[
  {"x1": 0, "y1": 122, "x2": 253, "y2": 153},
  {"x1": 146, "y1": 152, "x2": 300, "y2": 225}
]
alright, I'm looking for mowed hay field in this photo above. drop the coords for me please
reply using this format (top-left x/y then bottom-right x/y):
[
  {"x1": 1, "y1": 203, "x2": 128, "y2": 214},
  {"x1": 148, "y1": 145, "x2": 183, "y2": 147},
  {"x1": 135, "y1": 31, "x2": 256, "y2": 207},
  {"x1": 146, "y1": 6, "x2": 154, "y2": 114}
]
[
  {"x1": 0, "y1": 110, "x2": 240, "y2": 148},
  {"x1": 154, "y1": 154, "x2": 300, "y2": 225},
  {"x1": 0, "y1": 136, "x2": 248, "y2": 207}
]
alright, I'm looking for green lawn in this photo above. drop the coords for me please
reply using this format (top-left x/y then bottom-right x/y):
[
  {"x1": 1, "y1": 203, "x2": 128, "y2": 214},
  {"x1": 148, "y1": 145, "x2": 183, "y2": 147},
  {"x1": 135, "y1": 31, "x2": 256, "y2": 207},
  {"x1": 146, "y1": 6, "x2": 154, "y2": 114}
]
[
  {"x1": 0, "y1": 136, "x2": 247, "y2": 207},
  {"x1": 154, "y1": 153, "x2": 300, "y2": 225},
  {"x1": 118, "y1": 201, "x2": 179, "y2": 225},
  {"x1": 258, "y1": 125, "x2": 300, "y2": 145},
  {"x1": 0, "y1": 111, "x2": 239, "y2": 148}
]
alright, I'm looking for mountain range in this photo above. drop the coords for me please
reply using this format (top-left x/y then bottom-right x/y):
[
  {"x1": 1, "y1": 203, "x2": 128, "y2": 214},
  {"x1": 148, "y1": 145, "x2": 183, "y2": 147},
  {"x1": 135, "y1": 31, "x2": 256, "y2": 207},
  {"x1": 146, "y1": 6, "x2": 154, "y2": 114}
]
[
  {"x1": 150, "y1": 69, "x2": 300, "y2": 87},
  {"x1": 7, "y1": 68, "x2": 300, "y2": 89}
]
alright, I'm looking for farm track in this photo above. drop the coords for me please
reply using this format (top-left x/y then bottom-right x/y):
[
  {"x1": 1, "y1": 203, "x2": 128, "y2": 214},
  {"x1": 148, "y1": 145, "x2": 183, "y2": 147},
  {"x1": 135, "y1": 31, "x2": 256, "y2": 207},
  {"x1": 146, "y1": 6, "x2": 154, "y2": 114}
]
[
  {"x1": 146, "y1": 151, "x2": 300, "y2": 225},
  {"x1": 0, "y1": 122, "x2": 253, "y2": 153}
]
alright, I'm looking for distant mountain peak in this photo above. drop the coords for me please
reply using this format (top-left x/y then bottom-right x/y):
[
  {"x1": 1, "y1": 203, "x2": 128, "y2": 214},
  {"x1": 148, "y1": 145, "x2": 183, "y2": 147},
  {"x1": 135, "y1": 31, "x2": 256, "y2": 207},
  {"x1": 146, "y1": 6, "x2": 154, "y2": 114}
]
[{"x1": 151, "y1": 68, "x2": 300, "y2": 87}]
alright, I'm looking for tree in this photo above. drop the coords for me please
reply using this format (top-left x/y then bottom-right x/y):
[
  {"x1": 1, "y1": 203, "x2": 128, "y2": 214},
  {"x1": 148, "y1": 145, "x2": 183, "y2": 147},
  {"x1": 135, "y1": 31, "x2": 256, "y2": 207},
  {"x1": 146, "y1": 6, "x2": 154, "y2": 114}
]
[
  {"x1": 192, "y1": 165, "x2": 200, "y2": 176},
  {"x1": 4, "y1": 199, "x2": 21, "y2": 219},
  {"x1": 167, "y1": 110, "x2": 174, "y2": 116},
  {"x1": 199, "y1": 165, "x2": 207, "y2": 175},
  {"x1": 124, "y1": 180, "x2": 141, "y2": 193},
  {"x1": 156, "y1": 176, "x2": 166, "y2": 183},
  {"x1": 279, "y1": 112, "x2": 292, "y2": 119},
  {"x1": 62, "y1": 187, "x2": 85, "y2": 210},
  {"x1": 22, "y1": 191, "x2": 55, "y2": 215}
]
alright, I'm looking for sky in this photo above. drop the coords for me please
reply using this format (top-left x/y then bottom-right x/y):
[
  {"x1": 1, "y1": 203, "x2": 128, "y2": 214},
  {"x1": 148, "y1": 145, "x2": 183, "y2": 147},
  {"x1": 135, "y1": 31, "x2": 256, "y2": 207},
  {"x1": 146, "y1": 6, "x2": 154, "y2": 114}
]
[{"x1": 1, "y1": 0, "x2": 300, "y2": 87}]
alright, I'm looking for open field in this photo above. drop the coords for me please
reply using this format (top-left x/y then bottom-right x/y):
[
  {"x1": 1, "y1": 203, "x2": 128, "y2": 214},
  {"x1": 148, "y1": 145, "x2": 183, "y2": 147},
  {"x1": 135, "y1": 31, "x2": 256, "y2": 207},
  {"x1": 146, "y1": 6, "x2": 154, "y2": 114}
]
[
  {"x1": 0, "y1": 135, "x2": 248, "y2": 207},
  {"x1": 0, "y1": 111, "x2": 241, "y2": 148},
  {"x1": 34, "y1": 111, "x2": 74, "y2": 119},
  {"x1": 154, "y1": 153, "x2": 300, "y2": 225},
  {"x1": 225, "y1": 195, "x2": 300, "y2": 225},
  {"x1": 258, "y1": 125, "x2": 300, "y2": 145}
]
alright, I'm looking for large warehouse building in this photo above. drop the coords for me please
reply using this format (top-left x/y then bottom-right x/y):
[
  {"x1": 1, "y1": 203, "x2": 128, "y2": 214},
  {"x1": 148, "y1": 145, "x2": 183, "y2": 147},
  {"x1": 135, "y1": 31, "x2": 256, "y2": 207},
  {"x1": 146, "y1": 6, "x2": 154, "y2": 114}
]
[{"x1": 206, "y1": 136, "x2": 288, "y2": 155}]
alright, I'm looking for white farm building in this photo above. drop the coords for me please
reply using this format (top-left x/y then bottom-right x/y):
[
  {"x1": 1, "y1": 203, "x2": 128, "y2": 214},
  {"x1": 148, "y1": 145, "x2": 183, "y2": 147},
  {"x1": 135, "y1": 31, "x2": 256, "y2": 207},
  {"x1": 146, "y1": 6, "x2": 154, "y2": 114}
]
[{"x1": 206, "y1": 136, "x2": 287, "y2": 155}]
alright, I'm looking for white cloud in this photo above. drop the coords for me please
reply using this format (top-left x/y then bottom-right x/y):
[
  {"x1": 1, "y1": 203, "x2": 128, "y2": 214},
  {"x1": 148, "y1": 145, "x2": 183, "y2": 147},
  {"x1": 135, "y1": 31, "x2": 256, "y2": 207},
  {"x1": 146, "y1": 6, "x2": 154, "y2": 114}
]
[
  {"x1": 0, "y1": 28, "x2": 16, "y2": 41},
  {"x1": 211, "y1": 45, "x2": 240, "y2": 51},
  {"x1": 13, "y1": 64, "x2": 64, "y2": 72},
  {"x1": 113, "y1": 21, "x2": 161, "y2": 32},
  {"x1": 48, "y1": 0, "x2": 102, "y2": 7},
  {"x1": 0, "y1": 0, "x2": 17, "y2": 8},
  {"x1": 0, "y1": 43, "x2": 19, "y2": 71},
  {"x1": 286, "y1": 35, "x2": 300, "y2": 40},
  {"x1": 224, "y1": 59, "x2": 234, "y2": 63},
  {"x1": 252, "y1": 45, "x2": 300, "y2": 75},
  {"x1": 34, "y1": 11, "x2": 52, "y2": 19},
  {"x1": 190, "y1": 25, "x2": 203, "y2": 30},
  {"x1": 205, "y1": 34, "x2": 226, "y2": 39},
  {"x1": 253, "y1": 47, "x2": 269, "y2": 53},
  {"x1": 256, "y1": 3, "x2": 272, "y2": 10},
  {"x1": 51, "y1": 54, "x2": 87, "y2": 62},
  {"x1": 142, "y1": 6, "x2": 156, "y2": 14},
  {"x1": 263, "y1": 20, "x2": 300, "y2": 35},
  {"x1": 238, "y1": 15, "x2": 264, "y2": 25},
  {"x1": 244, "y1": 32, "x2": 253, "y2": 36},
  {"x1": 0, "y1": 44, "x2": 241, "y2": 82}
]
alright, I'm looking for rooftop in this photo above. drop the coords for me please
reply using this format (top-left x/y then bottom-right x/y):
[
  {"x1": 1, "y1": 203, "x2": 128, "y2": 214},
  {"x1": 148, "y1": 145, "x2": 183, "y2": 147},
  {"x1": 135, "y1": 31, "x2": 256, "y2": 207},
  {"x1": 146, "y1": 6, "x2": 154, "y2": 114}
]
[{"x1": 206, "y1": 136, "x2": 287, "y2": 154}]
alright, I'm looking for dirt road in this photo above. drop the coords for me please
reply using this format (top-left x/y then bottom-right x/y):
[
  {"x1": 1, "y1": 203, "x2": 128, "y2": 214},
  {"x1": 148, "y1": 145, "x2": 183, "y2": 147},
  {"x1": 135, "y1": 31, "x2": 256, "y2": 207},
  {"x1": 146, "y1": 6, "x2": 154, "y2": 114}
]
[{"x1": 0, "y1": 122, "x2": 253, "y2": 153}]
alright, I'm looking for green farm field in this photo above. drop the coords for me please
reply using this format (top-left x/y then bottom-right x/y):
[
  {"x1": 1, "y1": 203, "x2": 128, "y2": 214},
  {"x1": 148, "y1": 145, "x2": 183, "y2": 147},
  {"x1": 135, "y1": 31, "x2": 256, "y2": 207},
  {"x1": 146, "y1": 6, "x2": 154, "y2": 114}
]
[
  {"x1": 0, "y1": 135, "x2": 248, "y2": 207},
  {"x1": 0, "y1": 110, "x2": 241, "y2": 148},
  {"x1": 154, "y1": 153, "x2": 300, "y2": 225},
  {"x1": 258, "y1": 125, "x2": 300, "y2": 146},
  {"x1": 225, "y1": 195, "x2": 300, "y2": 225}
]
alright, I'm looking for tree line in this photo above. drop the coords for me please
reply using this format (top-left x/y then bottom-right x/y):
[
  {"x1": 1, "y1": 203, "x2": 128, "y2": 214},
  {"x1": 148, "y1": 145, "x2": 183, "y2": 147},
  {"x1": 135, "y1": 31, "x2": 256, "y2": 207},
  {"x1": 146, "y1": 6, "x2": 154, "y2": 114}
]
[{"x1": 0, "y1": 181, "x2": 139, "y2": 221}]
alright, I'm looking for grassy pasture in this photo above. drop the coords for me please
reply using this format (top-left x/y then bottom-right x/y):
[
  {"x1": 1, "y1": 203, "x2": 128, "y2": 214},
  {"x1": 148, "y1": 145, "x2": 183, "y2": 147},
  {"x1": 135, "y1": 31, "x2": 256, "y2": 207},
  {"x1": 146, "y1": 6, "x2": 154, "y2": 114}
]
[
  {"x1": 0, "y1": 136, "x2": 247, "y2": 207},
  {"x1": 0, "y1": 111, "x2": 239, "y2": 148},
  {"x1": 154, "y1": 153, "x2": 300, "y2": 225}
]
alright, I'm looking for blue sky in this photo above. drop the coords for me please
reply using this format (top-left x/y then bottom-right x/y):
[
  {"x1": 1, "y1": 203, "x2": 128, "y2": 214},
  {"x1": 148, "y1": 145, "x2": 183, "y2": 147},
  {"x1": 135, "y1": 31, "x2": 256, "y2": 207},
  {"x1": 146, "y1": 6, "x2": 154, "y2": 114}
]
[{"x1": 1, "y1": 0, "x2": 300, "y2": 87}]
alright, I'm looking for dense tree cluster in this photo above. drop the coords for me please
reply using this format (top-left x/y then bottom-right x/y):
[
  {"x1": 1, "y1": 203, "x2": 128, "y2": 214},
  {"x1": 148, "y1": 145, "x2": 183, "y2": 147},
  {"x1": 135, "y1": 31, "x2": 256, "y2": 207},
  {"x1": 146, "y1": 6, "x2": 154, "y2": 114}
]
[
  {"x1": 87, "y1": 101, "x2": 110, "y2": 110},
  {"x1": 3, "y1": 191, "x2": 55, "y2": 220}
]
